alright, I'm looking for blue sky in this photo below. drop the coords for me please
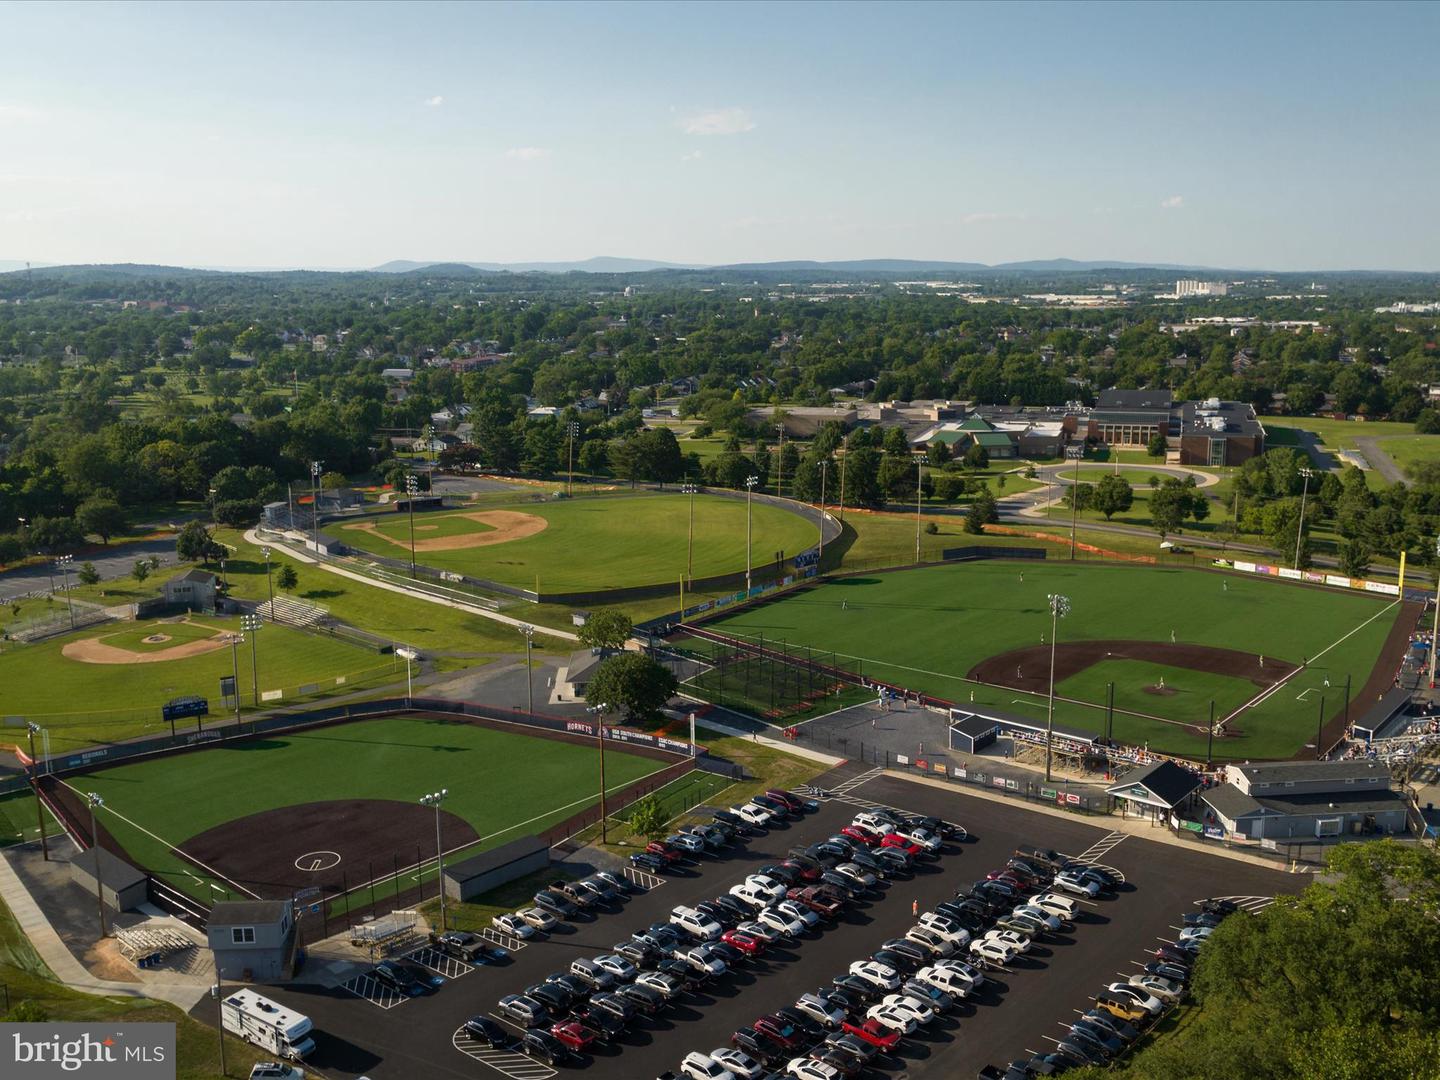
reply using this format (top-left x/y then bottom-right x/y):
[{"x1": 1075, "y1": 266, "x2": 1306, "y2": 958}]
[{"x1": 2, "y1": 1, "x2": 1437, "y2": 270}]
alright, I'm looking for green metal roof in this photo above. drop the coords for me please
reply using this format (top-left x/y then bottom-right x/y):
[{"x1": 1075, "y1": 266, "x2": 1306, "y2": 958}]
[
  {"x1": 973, "y1": 431, "x2": 1015, "y2": 448},
  {"x1": 957, "y1": 416, "x2": 995, "y2": 431}
]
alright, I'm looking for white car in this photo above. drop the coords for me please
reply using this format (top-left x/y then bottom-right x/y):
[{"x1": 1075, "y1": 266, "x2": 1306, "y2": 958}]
[
  {"x1": 881, "y1": 992, "x2": 936, "y2": 1026},
  {"x1": 864, "y1": 1001, "x2": 918, "y2": 1035},
  {"x1": 793, "y1": 992, "x2": 846, "y2": 1029},
  {"x1": 636, "y1": 971, "x2": 684, "y2": 999},
  {"x1": 904, "y1": 926, "x2": 956, "y2": 956},
  {"x1": 757, "y1": 906, "x2": 808, "y2": 938},
  {"x1": 917, "y1": 912, "x2": 971, "y2": 946},
  {"x1": 710, "y1": 1047, "x2": 765, "y2": 1080},
  {"x1": 785, "y1": 1059, "x2": 843, "y2": 1080},
  {"x1": 671, "y1": 907, "x2": 724, "y2": 941},
  {"x1": 1030, "y1": 892, "x2": 1079, "y2": 920},
  {"x1": 969, "y1": 937, "x2": 1017, "y2": 967},
  {"x1": 249, "y1": 1066, "x2": 303, "y2": 1080},
  {"x1": 848, "y1": 960, "x2": 901, "y2": 991},
  {"x1": 743, "y1": 874, "x2": 789, "y2": 902},
  {"x1": 677, "y1": 945, "x2": 727, "y2": 976},
  {"x1": 735, "y1": 920, "x2": 781, "y2": 945},
  {"x1": 983, "y1": 928, "x2": 1032, "y2": 954},
  {"x1": 1178, "y1": 925, "x2": 1214, "y2": 946},
  {"x1": 729, "y1": 883, "x2": 775, "y2": 910},
  {"x1": 681, "y1": 1051, "x2": 737, "y2": 1080},
  {"x1": 732, "y1": 803, "x2": 774, "y2": 827},
  {"x1": 932, "y1": 956, "x2": 987, "y2": 983},
  {"x1": 490, "y1": 913, "x2": 536, "y2": 939},
  {"x1": 1102, "y1": 982, "x2": 1165, "y2": 1016},
  {"x1": 915, "y1": 963, "x2": 976, "y2": 999},
  {"x1": 593, "y1": 953, "x2": 637, "y2": 982},
  {"x1": 669, "y1": 833, "x2": 706, "y2": 854},
  {"x1": 851, "y1": 812, "x2": 897, "y2": 835},
  {"x1": 833, "y1": 863, "x2": 877, "y2": 890},
  {"x1": 1053, "y1": 870, "x2": 1101, "y2": 898},
  {"x1": 516, "y1": 906, "x2": 559, "y2": 931},
  {"x1": 893, "y1": 829, "x2": 941, "y2": 854},
  {"x1": 1130, "y1": 973, "x2": 1185, "y2": 1002},
  {"x1": 775, "y1": 900, "x2": 821, "y2": 929},
  {"x1": 1013, "y1": 904, "x2": 1064, "y2": 932}
]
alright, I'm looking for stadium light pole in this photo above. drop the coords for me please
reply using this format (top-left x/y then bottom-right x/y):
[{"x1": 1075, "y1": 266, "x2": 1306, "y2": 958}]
[
  {"x1": 745, "y1": 475, "x2": 758, "y2": 593},
  {"x1": 420, "y1": 789, "x2": 448, "y2": 930},
  {"x1": 1294, "y1": 467, "x2": 1314, "y2": 569},
  {"x1": 309, "y1": 460, "x2": 323, "y2": 554},
  {"x1": 915, "y1": 457, "x2": 924, "y2": 565},
  {"x1": 1429, "y1": 536, "x2": 1440, "y2": 689},
  {"x1": 1044, "y1": 593, "x2": 1072, "y2": 783},
  {"x1": 56, "y1": 554, "x2": 75, "y2": 630},
  {"x1": 566, "y1": 420, "x2": 580, "y2": 496},
  {"x1": 26, "y1": 722, "x2": 47, "y2": 860},
  {"x1": 682, "y1": 482, "x2": 698, "y2": 585},
  {"x1": 1068, "y1": 448, "x2": 1082, "y2": 561},
  {"x1": 818, "y1": 459, "x2": 828, "y2": 564},
  {"x1": 396, "y1": 646, "x2": 418, "y2": 703},
  {"x1": 587, "y1": 705, "x2": 610, "y2": 843},
  {"x1": 838, "y1": 434, "x2": 848, "y2": 524},
  {"x1": 519, "y1": 624, "x2": 535, "y2": 714},
  {"x1": 260, "y1": 547, "x2": 274, "y2": 615},
  {"x1": 228, "y1": 632, "x2": 244, "y2": 726},
  {"x1": 242, "y1": 614, "x2": 262, "y2": 707},
  {"x1": 404, "y1": 474, "x2": 420, "y2": 578},
  {"x1": 85, "y1": 792, "x2": 107, "y2": 937}
]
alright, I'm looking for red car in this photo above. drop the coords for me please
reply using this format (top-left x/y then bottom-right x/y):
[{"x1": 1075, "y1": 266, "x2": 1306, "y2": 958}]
[
  {"x1": 880, "y1": 834, "x2": 924, "y2": 857},
  {"x1": 722, "y1": 929, "x2": 767, "y2": 956},
  {"x1": 550, "y1": 1020, "x2": 595, "y2": 1051},
  {"x1": 754, "y1": 1013, "x2": 807, "y2": 1051},
  {"x1": 841, "y1": 1017, "x2": 903, "y2": 1050},
  {"x1": 782, "y1": 859, "x2": 822, "y2": 882},
  {"x1": 840, "y1": 825, "x2": 882, "y2": 847},
  {"x1": 791, "y1": 886, "x2": 844, "y2": 919},
  {"x1": 645, "y1": 841, "x2": 681, "y2": 863},
  {"x1": 765, "y1": 789, "x2": 805, "y2": 812}
]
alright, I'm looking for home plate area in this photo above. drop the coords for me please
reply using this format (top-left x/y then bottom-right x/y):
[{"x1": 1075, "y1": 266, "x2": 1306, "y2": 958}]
[{"x1": 178, "y1": 798, "x2": 478, "y2": 898}]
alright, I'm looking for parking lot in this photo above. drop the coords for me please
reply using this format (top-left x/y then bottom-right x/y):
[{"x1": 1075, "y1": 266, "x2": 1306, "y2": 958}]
[{"x1": 237, "y1": 764, "x2": 1300, "y2": 1079}]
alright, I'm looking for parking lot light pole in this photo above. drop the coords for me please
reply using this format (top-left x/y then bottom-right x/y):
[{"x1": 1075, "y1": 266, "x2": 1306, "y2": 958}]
[
  {"x1": 420, "y1": 790, "x2": 448, "y2": 930},
  {"x1": 745, "y1": 475, "x2": 759, "y2": 593},
  {"x1": 519, "y1": 624, "x2": 535, "y2": 714},
  {"x1": 1294, "y1": 467, "x2": 1315, "y2": 569},
  {"x1": 85, "y1": 792, "x2": 107, "y2": 936},
  {"x1": 404, "y1": 475, "x2": 420, "y2": 578},
  {"x1": 587, "y1": 704, "x2": 610, "y2": 843},
  {"x1": 260, "y1": 547, "x2": 274, "y2": 614},
  {"x1": 26, "y1": 722, "x2": 47, "y2": 860},
  {"x1": 241, "y1": 614, "x2": 262, "y2": 707},
  {"x1": 1044, "y1": 593, "x2": 1071, "y2": 782},
  {"x1": 396, "y1": 647, "x2": 419, "y2": 703}
]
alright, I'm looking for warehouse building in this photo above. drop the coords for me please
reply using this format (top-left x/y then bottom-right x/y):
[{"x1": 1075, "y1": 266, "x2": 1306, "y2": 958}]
[{"x1": 1201, "y1": 759, "x2": 1408, "y2": 840}]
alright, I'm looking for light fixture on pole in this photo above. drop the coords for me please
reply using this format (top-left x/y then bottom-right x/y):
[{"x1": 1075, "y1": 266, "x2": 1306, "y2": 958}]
[
  {"x1": 56, "y1": 554, "x2": 75, "y2": 629},
  {"x1": 260, "y1": 547, "x2": 274, "y2": 614},
  {"x1": 586, "y1": 705, "x2": 610, "y2": 843},
  {"x1": 1068, "y1": 448, "x2": 1082, "y2": 560},
  {"x1": 228, "y1": 631, "x2": 244, "y2": 726},
  {"x1": 1044, "y1": 592, "x2": 1071, "y2": 782},
  {"x1": 915, "y1": 457, "x2": 924, "y2": 564},
  {"x1": 85, "y1": 792, "x2": 107, "y2": 936},
  {"x1": 404, "y1": 474, "x2": 420, "y2": 577},
  {"x1": 419, "y1": 789, "x2": 448, "y2": 930},
  {"x1": 26, "y1": 722, "x2": 47, "y2": 860},
  {"x1": 745, "y1": 475, "x2": 759, "y2": 593},
  {"x1": 566, "y1": 420, "x2": 580, "y2": 496},
  {"x1": 681, "y1": 482, "x2": 698, "y2": 584},
  {"x1": 1294, "y1": 466, "x2": 1314, "y2": 569},
  {"x1": 309, "y1": 460, "x2": 323, "y2": 553},
  {"x1": 818, "y1": 459, "x2": 828, "y2": 563},
  {"x1": 396, "y1": 647, "x2": 419, "y2": 702},
  {"x1": 241, "y1": 614, "x2": 262, "y2": 708},
  {"x1": 518, "y1": 624, "x2": 535, "y2": 714}
]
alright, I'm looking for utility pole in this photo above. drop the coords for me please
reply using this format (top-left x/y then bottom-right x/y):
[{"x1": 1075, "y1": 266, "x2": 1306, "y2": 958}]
[
  {"x1": 745, "y1": 475, "x2": 758, "y2": 593},
  {"x1": 26, "y1": 723, "x2": 47, "y2": 860},
  {"x1": 1294, "y1": 467, "x2": 1314, "y2": 569},
  {"x1": 519, "y1": 624, "x2": 535, "y2": 714},
  {"x1": 405, "y1": 474, "x2": 419, "y2": 577},
  {"x1": 86, "y1": 793, "x2": 107, "y2": 936},
  {"x1": 588, "y1": 706, "x2": 610, "y2": 843},
  {"x1": 261, "y1": 547, "x2": 274, "y2": 615},
  {"x1": 242, "y1": 614, "x2": 261, "y2": 708},
  {"x1": 1315, "y1": 694, "x2": 1327, "y2": 760},
  {"x1": 212, "y1": 983, "x2": 227, "y2": 1077},
  {"x1": 1044, "y1": 593, "x2": 1071, "y2": 782},
  {"x1": 420, "y1": 790, "x2": 448, "y2": 930},
  {"x1": 309, "y1": 460, "x2": 323, "y2": 554}
]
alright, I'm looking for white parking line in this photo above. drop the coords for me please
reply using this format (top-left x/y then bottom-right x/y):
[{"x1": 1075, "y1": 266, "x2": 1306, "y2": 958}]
[
  {"x1": 482, "y1": 927, "x2": 529, "y2": 952},
  {"x1": 340, "y1": 972, "x2": 406, "y2": 1010},
  {"x1": 404, "y1": 945, "x2": 474, "y2": 979},
  {"x1": 452, "y1": 1026, "x2": 557, "y2": 1080}
]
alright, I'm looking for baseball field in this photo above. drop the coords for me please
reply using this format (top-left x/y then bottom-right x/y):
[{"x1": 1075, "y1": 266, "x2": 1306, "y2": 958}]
[
  {"x1": 337, "y1": 492, "x2": 820, "y2": 591},
  {"x1": 58, "y1": 715, "x2": 670, "y2": 906},
  {"x1": 691, "y1": 561, "x2": 1412, "y2": 759},
  {"x1": 0, "y1": 616, "x2": 389, "y2": 749}
]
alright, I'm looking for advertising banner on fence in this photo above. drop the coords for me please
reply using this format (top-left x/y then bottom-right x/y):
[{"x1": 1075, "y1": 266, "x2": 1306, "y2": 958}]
[{"x1": 1223, "y1": 557, "x2": 1401, "y2": 599}]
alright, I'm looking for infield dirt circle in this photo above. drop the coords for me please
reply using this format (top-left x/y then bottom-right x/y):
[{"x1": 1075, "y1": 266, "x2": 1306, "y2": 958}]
[
  {"x1": 969, "y1": 639, "x2": 1297, "y2": 697},
  {"x1": 341, "y1": 509, "x2": 547, "y2": 552},
  {"x1": 62, "y1": 629, "x2": 233, "y2": 665}
]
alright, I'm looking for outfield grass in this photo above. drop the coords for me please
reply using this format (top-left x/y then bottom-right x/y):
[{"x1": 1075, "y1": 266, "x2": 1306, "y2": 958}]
[
  {"x1": 70, "y1": 716, "x2": 667, "y2": 903},
  {"x1": 1056, "y1": 658, "x2": 1260, "y2": 727},
  {"x1": 1374, "y1": 434, "x2": 1440, "y2": 476},
  {"x1": 1266, "y1": 415, "x2": 1416, "y2": 452},
  {"x1": 700, "y1": 561, "x2": 1403, "y2": 758},
  {"x1": 337, "y1": 492, "x2": 820, "y2": 591}
]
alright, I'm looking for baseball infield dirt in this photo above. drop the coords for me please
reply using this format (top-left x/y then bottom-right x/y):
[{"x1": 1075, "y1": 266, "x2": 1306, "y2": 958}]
[
  {"x1": 62, "y1": 630, "x2": 232, "y2": 665},
  {"x1": 342, "y1": 510, "x2": 547, "y2": 552}
]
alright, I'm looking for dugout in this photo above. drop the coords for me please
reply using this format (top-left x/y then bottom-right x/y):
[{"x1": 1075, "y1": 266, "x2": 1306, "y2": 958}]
[
  {"x1": 949, "y1": 712, "x2": 1000, "y2": 754},
  {"x1": 69, "y1": 847, "x2": 147, "y2": 913},
  {"x1": 443, "y1": 835, "x2": 550, "y2": 902},
  {"x1": 1351, "y1": 686, "x2": 1414, "y2": 743}
]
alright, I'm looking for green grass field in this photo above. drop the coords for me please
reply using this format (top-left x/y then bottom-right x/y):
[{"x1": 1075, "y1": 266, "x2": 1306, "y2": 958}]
[
  {"x1": 338, "y1": 492, "x2": 820, "y2": 591},
  {"x1": 1373, "y1": 434, "x2": 1440, "y2": 475},
  {"x1": 67, "y1": 715, "x2": 667, "y2": 905},
  {"x1": 0, "y1": 616, "x2": 388, "y2": 748},
  {"x1": 698, "y1": 561, "x2": 1404, "y2": 758}
]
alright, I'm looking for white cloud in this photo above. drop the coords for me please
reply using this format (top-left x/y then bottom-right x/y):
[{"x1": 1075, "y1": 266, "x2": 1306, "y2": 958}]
[
  {"x1": 681, "y1": 150, "x2": 703, "y2": 162},
  {"x1": 681, "y1": 107, "x2": 756, "y2": 136},
  {"x1": 1160, "y1": 194, "x2": 1185, "y2": 209},
  {"x1": 423, "y1": 96, "x2": 444, "y2": 108},
  {"x1": 0, "y1": 104, "x2": 40, "y2": 124},
  {"x1": 504, "y1": 147, "x2": 550, "y2": 161}
]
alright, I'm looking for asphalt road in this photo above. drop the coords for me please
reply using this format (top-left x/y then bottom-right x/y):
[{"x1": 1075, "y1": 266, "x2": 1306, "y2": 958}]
[
  {"x1": 233, "y1": 767, "x2": 1298, "y2": 1080},
  {"x1": 0, "y1": 537, "x2": 180, "y2": 603}
]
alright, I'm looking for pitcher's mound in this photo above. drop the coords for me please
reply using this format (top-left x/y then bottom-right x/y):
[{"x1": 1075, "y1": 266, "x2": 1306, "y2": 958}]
[{"x1": 142, "y1": 633, "x2": 172, "y2": 644}]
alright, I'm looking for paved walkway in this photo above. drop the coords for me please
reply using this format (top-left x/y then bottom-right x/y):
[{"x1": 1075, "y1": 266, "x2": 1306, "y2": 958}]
[{"x1": 1354, "y1": 435, "x2": 1407, "y2": 485}]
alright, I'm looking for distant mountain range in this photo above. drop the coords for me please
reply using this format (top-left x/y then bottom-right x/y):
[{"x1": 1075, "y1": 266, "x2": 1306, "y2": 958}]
[
  {"x1": 371, "y1": 256, "x2": 1219, "y2": 275},
  {"x1": 372, "y1": 256, "x2": 699, "y2": 274}
]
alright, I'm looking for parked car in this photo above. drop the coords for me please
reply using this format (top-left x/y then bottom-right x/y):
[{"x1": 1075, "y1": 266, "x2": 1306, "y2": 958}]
[
  {"x1": 722, "y1": 928, "x2": 768, "y2": 957},
  {"x1": 372, "y1": 960, "x2": 434, "y2": 996},
  {"x1": 635, "y1": 970, "x2": 685, "y2": 1000},
  {"x1": 671, "y1": 906, "x2": 725, "y2": 941},
  {"x1": 864, "y1": 1002, "x2": 917, "y2": 1035},
  {"x1": 969, "y1": 937, "x2": 1017, "y2": 967},
  {"x1": 525, "y1": 981, "x2": 574, "y2": 1016},
  {"x1": 774, "y1": 900, "x2": 822, "y2": 931},
  {"x1": 903, "y1": 926, "x2": 956, "y2": 957},
  {"x1": 617, "y1": 982, "x2": 666, "y2": 1015},
  {"x1": 1052, "y1": 870, "x2": 1102, "y2": 899},
  {"x1": 710, "y1": 1047, "x2": 766, "y2": 1080},
  {"x1": 1029, "y1": 892, "x2": 1079, "y2": 922},
  {"x1": 549, "y1": 1019, "x2": 596, "y2": 1052},
  {"x1": 432, "y1": 929, "x2": 507, "y2": 963},
  {"x1": 489, "y1": 913, "x2": 536, "y2": 939},
  {"x1": 847, "y1": 960, "x2": 901, "y2": 991},
  {"x1": 533, "y1": 890, "x2": 579, "y2": 918},
  {"x1": 785, "y1": 1058, "x2": 844, "y2": 1080},
  {"x1": 731, "y1": 1026, "x2": 789, "y2": 1065},
  {"x1": 840, "y1": 1017, "x2": 902, "y2": 1050},
  {"x1": 519, "y1": 1029, "x2": 570, "y2": 1066},
  {"x1": 1100, "y1": 982, "x2": 1165, "y2": 1017},
  {"x1": 793, "y1": 992, "x2": 847, "y2": 1030},
  {"x1": 680, "y1": 1051, "x2": 736, "y2": 1080},
  {"x1": 497, "y1": 994, "x2": 549, "y2": 1027},
  {"x1": 462, "y1": 1015, "x2": 511, "y2": 1049},
  {"x1": 592, "y1": 953, "x2": 638, "y2": 983},
  {"x1": 1130, "y1": 973, "x2": 1185, "y2": 1002},
  {"x1": 871, "y1": 948, "x2": 922, "y2": 976},
  {"x1": 899, "y1": 978, "x2": 953, "y2": 1014},
  {"x1": 630, "y1": 852, "x2": 669, "y2": 872},
  {"x1": 753, "y1": 1013, "x2": 811, "y2": 1052}
]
